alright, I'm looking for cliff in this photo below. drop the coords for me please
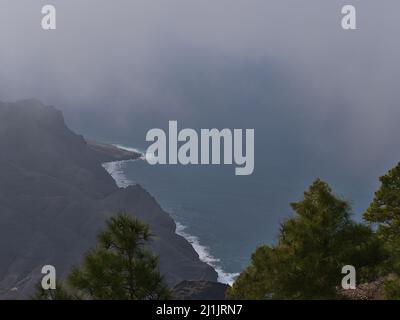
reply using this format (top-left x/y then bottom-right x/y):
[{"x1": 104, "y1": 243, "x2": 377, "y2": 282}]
[{"x1": 0, "y1": 99, "x2": 217, "y2": 299}]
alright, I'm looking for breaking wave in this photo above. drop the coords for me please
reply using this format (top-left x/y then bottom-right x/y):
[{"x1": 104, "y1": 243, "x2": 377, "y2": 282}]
[{"x1": 102, "y1": 145, "x2": 238, "y2": 285}]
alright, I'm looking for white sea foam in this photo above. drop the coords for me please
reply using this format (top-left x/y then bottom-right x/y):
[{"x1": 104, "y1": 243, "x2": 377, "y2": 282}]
[
  {"x1": 112, "y1": 144, "x2": 146, "y2": 160},
  {"x1": 102, "y1": 144, "x2": 144, "y2": 187},
  {"x1": 102, "y1": 161, "x2": 133, "y2": 188},
  {"x1": 103, "y1": 144, "x2": 238, "y2": 285},
  {"x1": 175, "y1": 222, "x2": 239, "y2": 285}
]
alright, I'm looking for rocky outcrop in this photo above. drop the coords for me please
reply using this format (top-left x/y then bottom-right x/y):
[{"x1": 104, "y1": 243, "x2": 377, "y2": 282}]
[
  {"x1": 172, "y1": 281, "x2": 229, "y2": 300},
  {"x1": 0, "y1": 99, "x2": 217, "y2": 299},
  {"x1": 338, "y1": 277, "x2": 391, "y2": 300},
  {"x1": 86, "y1": 140, "x2": 141, "y2": 163}
]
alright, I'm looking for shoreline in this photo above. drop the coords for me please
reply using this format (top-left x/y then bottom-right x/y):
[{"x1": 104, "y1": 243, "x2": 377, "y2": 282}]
[{"x1": 102, "y1": 143, "x2": 238, "y2": 285}]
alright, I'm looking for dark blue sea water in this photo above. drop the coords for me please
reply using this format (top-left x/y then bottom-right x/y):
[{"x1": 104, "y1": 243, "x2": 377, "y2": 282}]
[
  {"x1": 104, "y1": 153, "x2": 266, "y2": 283},
  {"x1": 102, "y1": 142, "x2": 380, "y2": 284}
]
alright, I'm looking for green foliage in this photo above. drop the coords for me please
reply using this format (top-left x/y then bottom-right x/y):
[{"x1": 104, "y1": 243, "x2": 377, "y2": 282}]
[
  {"x1": 227, "y1": 179, "x2": 384, "y2": 300},
  {"x1": 364, "y1": 163, "x2": 400, "y2": 299},
  {"x1": 225, "y1": 245, "x2": 277, "y2": 299},
  {"x1": 364, "y1": 163, "x2": 400, "y2": 273},
  {"x1": 31, "y1": 281, "x2": 78, "y2": 300},
  {"x1": 67, "y1": 213, "x2": 170, "y2": 300},
  {"x1": 383, "y1": 277, "x2": 400, "y2": 299}
]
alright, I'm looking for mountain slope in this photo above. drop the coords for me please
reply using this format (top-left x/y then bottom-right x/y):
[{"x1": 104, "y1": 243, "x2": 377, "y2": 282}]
[{"x1": 0, "y1": 99, "x2": 217, "y2": 299}]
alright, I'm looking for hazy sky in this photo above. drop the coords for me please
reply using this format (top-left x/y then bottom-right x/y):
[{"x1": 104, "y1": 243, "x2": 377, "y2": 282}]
[{"x1": 1, "y1": 1, "x2": 400, "y2": 213}]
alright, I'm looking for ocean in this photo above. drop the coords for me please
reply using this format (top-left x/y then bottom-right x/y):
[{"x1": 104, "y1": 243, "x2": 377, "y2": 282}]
[
  {"x1": 102, "y1": 143, "x2": 377, "y2": 285},
  {"x1": 103, "y1": 153, "x2": 242, "y2": 284},
  {"x1": 102, "y1": 144, "x2": 273, "y2": 285}
]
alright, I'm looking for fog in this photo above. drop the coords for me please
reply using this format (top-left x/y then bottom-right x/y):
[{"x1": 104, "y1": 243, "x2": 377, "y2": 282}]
[{"x1": 1, "y1": 0, "x2": 400, "y2": 214}]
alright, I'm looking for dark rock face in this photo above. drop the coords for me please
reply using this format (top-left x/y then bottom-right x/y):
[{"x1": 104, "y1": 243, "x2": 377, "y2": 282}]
[
  {"x1": 171, "y1": 281, "x2": 229, "y2": 300},
  {"x1": 0, "y1": 99, "x2": 217, "y2": 299}
]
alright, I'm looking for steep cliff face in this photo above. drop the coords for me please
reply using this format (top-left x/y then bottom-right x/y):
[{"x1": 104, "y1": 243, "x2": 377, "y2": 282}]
[{"x1": 0, "y1": 99, "x2": 217, "y2": 299}]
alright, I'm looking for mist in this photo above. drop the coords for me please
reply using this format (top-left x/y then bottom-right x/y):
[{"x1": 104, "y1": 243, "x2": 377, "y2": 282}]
[{"x1": 1, "y1": 0, "x2": 400, "y2": 216}]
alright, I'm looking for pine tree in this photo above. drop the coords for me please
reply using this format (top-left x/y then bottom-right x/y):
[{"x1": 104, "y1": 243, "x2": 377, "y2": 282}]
[
  {"x1": 364, "y1": 163, "x2": 400, "y2": 298},
  {"x1": 67, "y1": 213, "x2": 170, "y2": 300},
  {"x1": 227, "y1": 179, "x2": 383, "y2": 299}
]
